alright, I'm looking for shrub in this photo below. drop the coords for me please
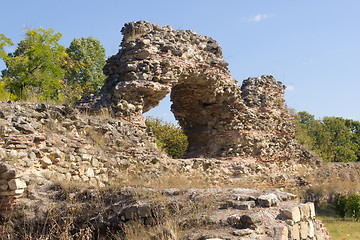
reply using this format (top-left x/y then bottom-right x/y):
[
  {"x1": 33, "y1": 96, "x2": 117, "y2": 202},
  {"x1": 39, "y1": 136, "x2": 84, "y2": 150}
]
[
  {"x1": 346, "y1": 193, "x2": 360, "y2": 221},
  {"x1": 145, "y1": 116, "x2": 188, "y2": 159},
  {"x1": 333, "y1": 194, "x2": 347, "y2": 219},
  {"x1": 333, "y1": 193, "x2": 360, "y2": 221}
]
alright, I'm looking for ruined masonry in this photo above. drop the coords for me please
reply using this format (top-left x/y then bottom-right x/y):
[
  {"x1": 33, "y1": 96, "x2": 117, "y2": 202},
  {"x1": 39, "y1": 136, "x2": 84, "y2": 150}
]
[
  {"x1": 78, "y1": 20, "x2": 315, "y2": 161},
  {"x1": 0, "y1": 21, "x2": 329, "y2": 239}
]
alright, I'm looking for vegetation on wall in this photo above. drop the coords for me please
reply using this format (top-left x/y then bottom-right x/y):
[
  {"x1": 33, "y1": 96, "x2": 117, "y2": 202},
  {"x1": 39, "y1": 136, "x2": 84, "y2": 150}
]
[
  {"x1": 293, "y1": 111, "x2": 360, "y2": 162},
  {"x1": 145, "y1": 116, "x2": 188, "y2": 159}
]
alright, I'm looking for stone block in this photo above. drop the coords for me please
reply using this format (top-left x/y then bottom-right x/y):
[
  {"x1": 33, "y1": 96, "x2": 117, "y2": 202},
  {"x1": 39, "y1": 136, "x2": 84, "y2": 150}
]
[
  {"x1": 227, "y1": 213, "x2": 262, "y2": 230},
  {"x1": 85, "y1": 167, "x2": 94, "y2": 178},
  {"x1": 234, "y1": 200, "x2": 256, "y2": 210},
  {"x1": 40, "y1": 156, "x2": 52, "y2": 168},
  {"x1": 123, "y1": 203, "x2": 152, "y2": 220},
  {"x1": 49, "y1": 149, "x2": 65, "y2": 163},
  {"x1": 232, "y1": 229, "x2": 254, "y2": 237},
  {"x1": 308, "y1": 220, "x2": 314, "y2": 238},
  {"x1": 282, "y1": 206, "x2": 301, "y2": 222},
  {"x1": 274, "y1": 226, "x2": 288, "y2": 240},
  {"x1": 257, "y1": 193, "x2": 279, "y2": 207},
  {"x1": 300, "y1": 221, "x2": 309, "y2": 239},
  {"x1": 81, "y1": 153, "x2": 92, "y2": 161},
  {"x1": 8, "y1": 179, "x2": 27, "y2": 190},
  {"x1": 92, "y1": 158, "x2": 100, "y2": 167},
  {"x1": 299, "y1": 204, "x2": 311, "y2": 220},
  {"x1": 306, "y1": 202, "x2": 315, "y2": 218},
  {"x1": 292, "y1": 223, "x2": 300, "y2": 240}
]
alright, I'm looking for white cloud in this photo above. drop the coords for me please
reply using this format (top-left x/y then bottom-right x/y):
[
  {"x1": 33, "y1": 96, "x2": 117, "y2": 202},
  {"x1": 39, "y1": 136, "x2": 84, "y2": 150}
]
[
  {"x1": 286, "y1": 85, "x2": 295, "y2": 91},
  {"x1": 247, "y1": 14, "x2": 275, "y2": 22}
]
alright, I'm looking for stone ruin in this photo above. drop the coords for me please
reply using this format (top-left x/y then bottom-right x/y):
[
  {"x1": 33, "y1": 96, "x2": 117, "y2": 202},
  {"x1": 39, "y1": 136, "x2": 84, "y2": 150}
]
[
  {"x1": 79, "y1": 21, "x2": 315, "y2": 162},
  {"x1": 0, "y1": 21, "x2": 332, "y2": 239}
]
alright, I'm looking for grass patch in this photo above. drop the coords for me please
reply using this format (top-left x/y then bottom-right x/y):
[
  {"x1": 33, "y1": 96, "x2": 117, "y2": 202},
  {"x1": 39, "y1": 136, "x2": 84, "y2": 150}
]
[{"x1": 316, "y1": 204, "x2": 360, "y2": 240}]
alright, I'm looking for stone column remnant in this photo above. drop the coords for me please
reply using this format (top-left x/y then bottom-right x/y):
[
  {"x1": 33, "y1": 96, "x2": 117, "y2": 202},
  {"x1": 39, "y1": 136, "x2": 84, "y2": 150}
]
[{"x1": 77, "y1": 21, "x2": 316, "y2": 161}]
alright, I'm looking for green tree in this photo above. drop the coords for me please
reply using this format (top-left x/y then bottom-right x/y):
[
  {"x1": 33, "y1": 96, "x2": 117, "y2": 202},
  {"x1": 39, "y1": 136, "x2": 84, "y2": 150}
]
[
  {"x1": 345, "y1": 119, "x2": 360, "y2": 161},
  {"x1": 322, "y1": 117, "x2": 357, "y2": 162},
  {"x1": 294, "y1": 111, "x2": 359, "y2": 162},
  {"x1": 0, "y1": 34, "x2": 13, "y2": 61},
  {"x1": 145, "y1": 116, "x2": 188, "y2": 159},
  {"x1": 347, "y1": 193, "x2": 360, "y2": 221},
  {"x1": 334, "y1": 194, "x2": 348, "y2": 219},
  {"x1": 0, "y1": 34, "x2": 16, "y2": 101},
  {"x1": 65, "y1": 36, "x2": 106, "y2": 99},
  {"x1": 1, "y1": 28, "x2": 67, "y2": 101}
]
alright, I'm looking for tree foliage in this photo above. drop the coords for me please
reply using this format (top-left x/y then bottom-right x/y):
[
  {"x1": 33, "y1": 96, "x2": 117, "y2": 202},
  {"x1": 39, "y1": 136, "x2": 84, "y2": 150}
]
[
  {"x1": 145, "y1": 116, "x2": 188, "y2": 159},
  {"x1": 1, "y1": 28, "x2": 67, "y2": 101},
  {"x1": 0, "y1": 29, "x2": 107, "y2": 104},
  {"x1": 65, "y1": 36, "x2": 106, "y2": 100},
  {"x1": 294, "y1": 111, "x2": 359, "y2": 162},
  {"x1": 334, "y1": 193, "x2": 360, "y2": 221},
  {"x1": 0, "y1": 33, "x2": 13, "y2": 61}
]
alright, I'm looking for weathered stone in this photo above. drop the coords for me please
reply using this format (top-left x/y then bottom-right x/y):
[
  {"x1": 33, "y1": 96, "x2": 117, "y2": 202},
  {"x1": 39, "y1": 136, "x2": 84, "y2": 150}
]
[
  {"x1": 232, "y1": 229, "x2": 254, "y2": 236},
  {"x1": 8, "y1": 179, "x2": 27, "y2": 190},
  {"x1": 40, "y1": 156, "x2": 52, "y2": 168},
  {"x1": 224, "y1": 200, "x2": 256, "y2": 210},
  {"x1": 257, "y1": 193, "x2": 279, "y2": 207},
  {"x1": 0, "y1": 184, "x2": 8, "y2": 191},
  {"x1": 300, "y1": 221, "x2": 309, "y2": 239},
  {"x1": 281, "y1": 206, "x2": 301, "y2": 222},
  {"x1": 274, "y1": 226, "x2": 288, "y2": 240},
  {"x1": 81, "y1": 154, "x2": 92, "y2": 161},
  {"x1": 299, "y1": 203, "x2": 311, "y2": 220},
  {"x1": 308, "y1": 220, "x2": 315, "y2": 238},
  {"x1": 307, "y1": 202, "x2": 316, "y2": 218},
  {"x1": 227, "y1": 213, "x2": 261, "y2": 230},
  {"x1": 0, "y1": 163, "x2": 11, "y2": 174},
  {"x1": 85, "y1": 167, "x2": 95, "y2": 178},
  {"x1": 0, "y1": 170, "x2": 16, "y2": 180},
  {"x1": 122, "y1": 203, "x2": 153, "y2": 220},
  {"x1": 96, "y1": 173, "x2": 108, "y2": 183},
  {"x1": 292, "y1": 223, "x2": 300, "y2": 240},
  {"x1": 76, "y1": 20, "x2": 317, "y2": 163},
  {"x1": 13, "y1": 122, "x2": 35, "y2": 134},
  {"x1": 49, "y1": 149, "x2": 65, "y2": 163}
]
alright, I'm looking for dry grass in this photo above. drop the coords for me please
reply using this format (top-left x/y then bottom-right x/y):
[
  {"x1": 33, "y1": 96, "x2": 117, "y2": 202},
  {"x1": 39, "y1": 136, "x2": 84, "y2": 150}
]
[{"x1": 0, "y1": 179, "x2": 186, "y2": 240}]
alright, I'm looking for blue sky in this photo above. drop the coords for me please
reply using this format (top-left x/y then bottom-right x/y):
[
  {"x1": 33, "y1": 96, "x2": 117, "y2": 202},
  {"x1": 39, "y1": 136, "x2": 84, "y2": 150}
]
[{"x1": 1, "y1": 0, "x2": 360, "y2": 122}]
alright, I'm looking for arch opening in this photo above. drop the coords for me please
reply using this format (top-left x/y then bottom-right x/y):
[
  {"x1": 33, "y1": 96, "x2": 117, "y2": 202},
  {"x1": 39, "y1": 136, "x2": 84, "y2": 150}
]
[{"x1": 77, "y1": 21, "x2": 316, "y2": 162}]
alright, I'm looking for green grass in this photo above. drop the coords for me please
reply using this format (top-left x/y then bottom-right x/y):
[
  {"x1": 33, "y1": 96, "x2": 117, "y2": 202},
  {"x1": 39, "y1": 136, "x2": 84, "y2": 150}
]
[{"x1": 316, "y1": 204, "x2": 360, "y2": 240}]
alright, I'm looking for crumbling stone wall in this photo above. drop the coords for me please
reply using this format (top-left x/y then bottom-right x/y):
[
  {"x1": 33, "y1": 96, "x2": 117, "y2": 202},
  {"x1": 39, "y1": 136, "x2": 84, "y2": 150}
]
[
  {"x1": 0, "y1": 162, "x2": 26, "y2": 216},
  {"x1": 78, "y1": 21, "x2": 315, "y2": 161}
]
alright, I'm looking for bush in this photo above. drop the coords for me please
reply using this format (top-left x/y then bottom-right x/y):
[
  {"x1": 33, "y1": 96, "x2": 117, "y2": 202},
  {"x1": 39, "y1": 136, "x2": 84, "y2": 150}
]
[
  {"x1": 347, "y1": 193, "x2": 360, "y2": 221},
  {"x1": 334, "y1": 194, "x2": 347, "y2": 219},
  {"x1": 333, "y1": 193, "x2": 360, "y2": 221},
  {"x1": 145, "y1": 116, "x2": 188, "y2": 159}
]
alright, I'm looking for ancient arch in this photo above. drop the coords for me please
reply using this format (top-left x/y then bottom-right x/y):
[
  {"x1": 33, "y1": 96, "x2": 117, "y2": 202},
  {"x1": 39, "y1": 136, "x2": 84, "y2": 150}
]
[{"x1": 78, "y1": 21, "x2": 315, "y2": 161}]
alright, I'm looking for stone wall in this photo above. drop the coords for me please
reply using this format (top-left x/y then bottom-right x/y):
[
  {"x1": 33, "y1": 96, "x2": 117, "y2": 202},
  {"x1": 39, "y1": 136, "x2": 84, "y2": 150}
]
[
  {"x1": 78, "y1": 21, "x2": 316, "y2": 162},
  {"x1": 0, "y1": 101, "x2": 332, "y2": 239},
  {"x1": 0, "y1": 163, "x2": 26, "y2": 216},
  {"x1": 0, "y1": 101, "x2": 163, "y2": 215},
  {"x1": 89, "y1": 187, "x2": 329, "y2": 240}
]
